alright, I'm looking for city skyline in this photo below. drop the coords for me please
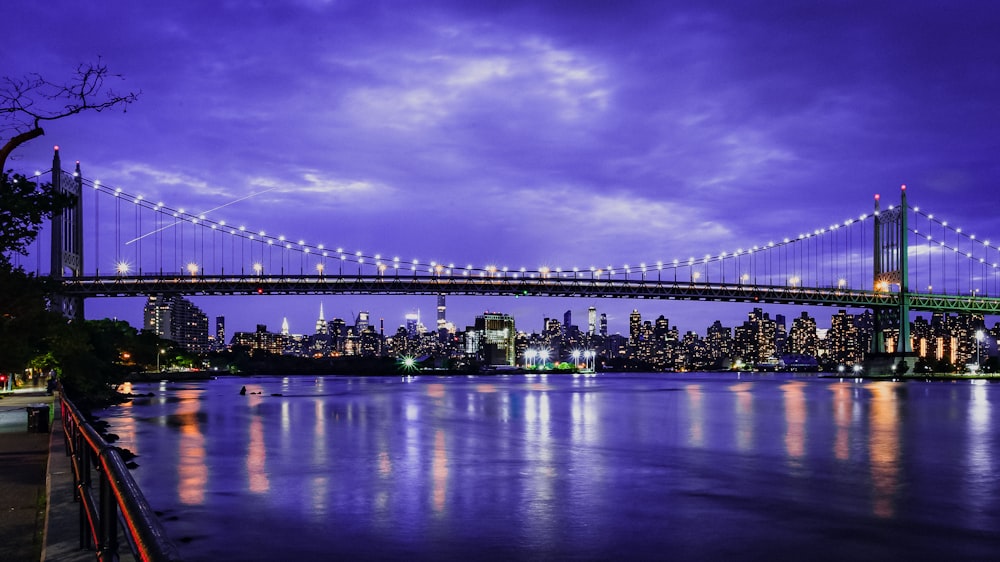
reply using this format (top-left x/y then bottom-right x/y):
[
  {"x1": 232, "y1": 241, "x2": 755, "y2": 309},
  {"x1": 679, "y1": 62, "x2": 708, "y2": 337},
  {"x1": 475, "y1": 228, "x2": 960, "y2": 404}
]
[{"x1": 8, "y1": 2, "x2": 1000, "y2": 332}]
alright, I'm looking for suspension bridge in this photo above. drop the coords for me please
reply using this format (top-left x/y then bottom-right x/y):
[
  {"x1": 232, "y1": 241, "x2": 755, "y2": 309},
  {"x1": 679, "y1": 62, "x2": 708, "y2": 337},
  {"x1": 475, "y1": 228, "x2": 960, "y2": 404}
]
[{"x1": 24, "y1": 148, "x2": 1000, "y2": 361}]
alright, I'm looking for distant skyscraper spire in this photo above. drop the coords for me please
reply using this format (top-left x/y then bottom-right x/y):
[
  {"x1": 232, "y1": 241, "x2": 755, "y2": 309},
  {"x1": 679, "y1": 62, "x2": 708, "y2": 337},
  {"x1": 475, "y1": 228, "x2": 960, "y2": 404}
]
[
  {"x1": 316, "y1": 302, "x2": 328, "y2": 335},
  {"x1": 281, "y1": 317, "x2": 290, "y2": 336}
]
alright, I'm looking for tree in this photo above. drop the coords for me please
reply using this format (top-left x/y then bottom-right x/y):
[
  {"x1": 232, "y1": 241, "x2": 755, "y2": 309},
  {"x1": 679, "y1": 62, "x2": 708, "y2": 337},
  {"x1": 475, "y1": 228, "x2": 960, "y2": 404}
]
[
  {"x1": 0, "y1": 172, "x2": 75, "y2": 267},
  {"x1": 1, "y1": 59, "x2": 139, "y2": 170}
]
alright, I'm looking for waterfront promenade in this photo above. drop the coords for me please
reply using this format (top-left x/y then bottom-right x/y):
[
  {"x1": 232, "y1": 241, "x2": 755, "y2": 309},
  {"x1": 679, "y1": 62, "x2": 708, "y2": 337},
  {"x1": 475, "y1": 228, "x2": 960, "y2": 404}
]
[{"x1": 0, "y1": 385, "x2": 132, "y2": 561}]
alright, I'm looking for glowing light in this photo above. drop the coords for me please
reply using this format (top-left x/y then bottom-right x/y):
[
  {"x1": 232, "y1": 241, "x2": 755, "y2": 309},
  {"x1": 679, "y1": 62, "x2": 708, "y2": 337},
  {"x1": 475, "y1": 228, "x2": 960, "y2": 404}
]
[
  {"x1": 115, "y1": 261, "x2": 131, "y2": 275},
  {"x1": 187, "y1": 262, "x2": 199, "y2": 276}
]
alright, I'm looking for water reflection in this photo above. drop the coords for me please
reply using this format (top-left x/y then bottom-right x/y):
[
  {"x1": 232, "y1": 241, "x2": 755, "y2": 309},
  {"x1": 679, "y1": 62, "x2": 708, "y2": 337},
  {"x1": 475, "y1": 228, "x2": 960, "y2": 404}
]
[
  {"x1": 685, "y1": 384, "x2": 703, "y2": 447},
  {"x1": 247, "y1": 390, "x2": 269, "y2": 494},
  {"x1": 866, "y1": 382, "x2": 900, "y2": 518},
  {"x1": 829, "y1": 382, "x2": 852, "y2": 461},
  {"x1": 432, "y1": 429, "x2": 448, "y2": 515},
  {"x1": 100, "y1": 375, "x2": 1000, "y2": 561},
  {"x1": 175, "y1": 389, "x2": 207, "y2": 505},
  {"x1": 728, "y1": 382, "x2": 754, "y2": 451},
  {"x1": 966, "y1": 382, "x2": 993, "y2": 528},
  {"x1": 781, "y1": 381, "x2": 806, "y2": 464}
]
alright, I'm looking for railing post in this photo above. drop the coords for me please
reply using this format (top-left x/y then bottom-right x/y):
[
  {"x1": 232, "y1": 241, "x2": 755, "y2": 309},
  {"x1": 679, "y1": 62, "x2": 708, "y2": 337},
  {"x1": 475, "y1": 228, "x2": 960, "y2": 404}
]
[{"x1": 99, "y1": 464, "x2": 119, "y2": 561}]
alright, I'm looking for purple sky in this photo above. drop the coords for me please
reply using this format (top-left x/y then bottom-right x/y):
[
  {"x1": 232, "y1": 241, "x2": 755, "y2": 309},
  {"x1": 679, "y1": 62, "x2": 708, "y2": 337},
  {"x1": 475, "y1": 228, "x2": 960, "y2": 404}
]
[{"x1": 7, "y1": 1, "x2": 1000, "y2": 336}]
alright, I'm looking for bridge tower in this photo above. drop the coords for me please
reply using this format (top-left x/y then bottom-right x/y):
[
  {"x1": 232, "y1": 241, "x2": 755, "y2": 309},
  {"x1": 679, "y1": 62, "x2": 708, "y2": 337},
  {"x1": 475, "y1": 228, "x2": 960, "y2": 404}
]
[
  {"x1": 49, "y1": 146, "x2": 84, "y2": 320},
  {"x1": 870, "y1": 186, "x2": 914, "y2": 372}
]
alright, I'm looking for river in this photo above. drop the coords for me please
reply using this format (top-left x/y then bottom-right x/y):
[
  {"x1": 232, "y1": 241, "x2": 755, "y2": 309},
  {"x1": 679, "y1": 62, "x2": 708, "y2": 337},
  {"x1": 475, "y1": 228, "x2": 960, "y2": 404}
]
[{"x1": 97, "y1": 373, "x2": 1000, "y2": 560}]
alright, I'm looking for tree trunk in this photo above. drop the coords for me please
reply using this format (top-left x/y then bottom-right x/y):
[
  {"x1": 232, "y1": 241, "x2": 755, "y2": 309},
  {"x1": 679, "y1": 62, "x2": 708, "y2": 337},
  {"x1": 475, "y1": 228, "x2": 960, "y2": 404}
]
[{"x1": 0, "y1": 127, "x2": 46, "y2": 172}]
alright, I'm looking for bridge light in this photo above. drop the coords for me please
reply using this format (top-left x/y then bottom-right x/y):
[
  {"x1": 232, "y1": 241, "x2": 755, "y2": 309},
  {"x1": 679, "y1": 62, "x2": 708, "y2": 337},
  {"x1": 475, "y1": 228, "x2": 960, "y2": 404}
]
[
  {"x1": 187, "y1": 262, "x2": 199, "y2": 276},
  {"x1": 257, "y1": 287, "x2": 264, "y2": 295},
  {"x1": 115, "y1": 261, "x2": 131, "y2": 275},
  {"x1": 316, "y1": 263, "x2": 324, "y2": 274},
  {"x1": 253, "y1": 263, "x2": 263, "y2": 274}
]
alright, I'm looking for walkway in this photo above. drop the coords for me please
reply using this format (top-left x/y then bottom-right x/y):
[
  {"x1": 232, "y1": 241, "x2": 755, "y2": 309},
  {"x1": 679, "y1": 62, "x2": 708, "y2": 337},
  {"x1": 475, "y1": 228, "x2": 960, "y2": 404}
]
[{"x1": 0, "y1": 385, "x2": 133, "y2": 561}]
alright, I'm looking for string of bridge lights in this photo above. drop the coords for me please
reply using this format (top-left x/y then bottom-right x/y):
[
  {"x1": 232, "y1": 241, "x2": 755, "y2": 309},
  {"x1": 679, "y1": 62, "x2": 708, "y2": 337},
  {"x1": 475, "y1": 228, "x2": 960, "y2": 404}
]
[
  {"x1": 69, "y1": 173, "x2": 995, "y2": 283},
  {"x1": 910, "y1": 207, "x2": 1000, "y2": 265}
]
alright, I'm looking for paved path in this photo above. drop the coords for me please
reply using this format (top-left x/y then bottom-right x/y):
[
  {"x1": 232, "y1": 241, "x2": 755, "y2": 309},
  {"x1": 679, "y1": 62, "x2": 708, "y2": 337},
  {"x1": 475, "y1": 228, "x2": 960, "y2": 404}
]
[
  {"x1": 0, "y1": 387, "x2": 135, "y2": 561},
  {"x1": 0, "y1": 388, "x2": 53, "y2": 561}
]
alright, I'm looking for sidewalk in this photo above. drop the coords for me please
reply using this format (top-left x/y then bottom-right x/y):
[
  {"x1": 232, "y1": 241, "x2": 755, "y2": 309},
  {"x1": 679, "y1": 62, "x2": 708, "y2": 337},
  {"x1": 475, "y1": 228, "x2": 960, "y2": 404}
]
[
  {"x1": 0, "y1": 387, "x2": 134, "y2": 561},
  {"x1": 0, "y1": 388, "x2": 55, "y2": 561}
]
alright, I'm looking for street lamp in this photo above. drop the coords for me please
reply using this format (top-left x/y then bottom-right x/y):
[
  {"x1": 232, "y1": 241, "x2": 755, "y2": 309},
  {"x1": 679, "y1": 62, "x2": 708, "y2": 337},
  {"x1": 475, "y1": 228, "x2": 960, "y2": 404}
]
[{"x1": 156, "y1": 348, "x2": 165, "y2": 372}]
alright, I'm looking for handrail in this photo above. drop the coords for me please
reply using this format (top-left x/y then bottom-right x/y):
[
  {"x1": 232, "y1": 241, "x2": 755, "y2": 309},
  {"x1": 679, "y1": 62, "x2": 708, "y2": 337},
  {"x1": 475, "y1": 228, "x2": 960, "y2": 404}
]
[{"x1": 60, "y1": 389, "x2": 183, "y2": 561}]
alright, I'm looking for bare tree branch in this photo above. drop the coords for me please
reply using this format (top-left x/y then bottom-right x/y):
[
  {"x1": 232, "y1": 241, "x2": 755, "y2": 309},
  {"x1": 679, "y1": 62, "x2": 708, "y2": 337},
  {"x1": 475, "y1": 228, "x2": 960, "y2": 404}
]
[{"x1": 1, "y1": 59, "x2": 139, "y2": 170}]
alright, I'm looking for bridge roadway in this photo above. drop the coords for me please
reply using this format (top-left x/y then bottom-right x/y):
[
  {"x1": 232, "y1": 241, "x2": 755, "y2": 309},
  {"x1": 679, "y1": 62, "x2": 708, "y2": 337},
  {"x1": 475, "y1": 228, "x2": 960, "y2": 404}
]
[{"x1": 59, "y1": 274, "x2": 1000, "y2": 315}]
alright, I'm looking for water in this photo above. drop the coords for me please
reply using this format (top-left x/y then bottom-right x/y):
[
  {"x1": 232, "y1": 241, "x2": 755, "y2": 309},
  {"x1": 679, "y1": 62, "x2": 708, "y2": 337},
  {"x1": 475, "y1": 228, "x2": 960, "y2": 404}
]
[{"x1": 98, "y1": 373, "x2": 1000, "y2": 560}]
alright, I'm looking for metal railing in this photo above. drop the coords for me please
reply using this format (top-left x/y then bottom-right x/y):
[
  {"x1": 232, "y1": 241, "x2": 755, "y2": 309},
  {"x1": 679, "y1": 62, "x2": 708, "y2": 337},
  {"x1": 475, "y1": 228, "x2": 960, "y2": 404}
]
[{"x1": 61, "y1": 391, "x2": 183, "y2": 561}]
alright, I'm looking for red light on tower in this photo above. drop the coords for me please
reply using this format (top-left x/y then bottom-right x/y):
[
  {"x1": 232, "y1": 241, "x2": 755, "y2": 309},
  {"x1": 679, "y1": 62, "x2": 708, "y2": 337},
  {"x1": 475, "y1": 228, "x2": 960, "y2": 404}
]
[
  {"x1": 901, "y1": 184, "x2": 907, "y2": 191},
  {"x1": 874, "y1": 194, "x2": 880, "y2": 201},
  {"x1": 54, "y1": 145, "x2": 60, "y2": 151}
]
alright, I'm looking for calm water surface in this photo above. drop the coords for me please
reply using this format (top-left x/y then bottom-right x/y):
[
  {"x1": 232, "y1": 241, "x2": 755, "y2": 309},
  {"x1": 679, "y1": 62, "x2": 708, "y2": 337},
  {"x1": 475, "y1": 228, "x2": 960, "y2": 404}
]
[{"x1": 98, "y1": 373, "x2": 1000, "y2": 560}]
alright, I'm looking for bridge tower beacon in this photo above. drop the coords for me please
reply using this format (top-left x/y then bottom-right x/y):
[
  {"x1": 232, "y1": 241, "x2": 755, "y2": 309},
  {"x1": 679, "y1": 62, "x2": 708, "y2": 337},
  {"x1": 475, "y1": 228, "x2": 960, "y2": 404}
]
[{"x1": 49, "y1": 146, "x2": 85, "y2": 319}]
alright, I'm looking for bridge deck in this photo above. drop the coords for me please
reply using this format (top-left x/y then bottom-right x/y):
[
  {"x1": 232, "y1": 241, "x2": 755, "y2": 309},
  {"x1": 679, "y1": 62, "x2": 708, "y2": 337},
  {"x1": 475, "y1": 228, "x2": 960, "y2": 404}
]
[{"x1": 57, "y1": 275, "x2": 1000, "y2": 314}]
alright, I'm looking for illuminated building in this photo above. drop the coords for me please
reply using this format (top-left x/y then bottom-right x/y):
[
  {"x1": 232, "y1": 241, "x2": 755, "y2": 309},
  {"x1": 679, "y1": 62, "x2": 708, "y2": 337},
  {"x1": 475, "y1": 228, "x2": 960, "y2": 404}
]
[
  {"x1": 437, "y1": 294, "x2": 447, "y2": 338},
  {"x1": 788, "y1": 312, "x2": 818, "y2": 357},
  {"x1": 733, "y1": 308, "x2": 777, "y2": 365},
  {"x1": 466, "y1": 312, "x2": 516, "y2": 366},
  {"x1": 588, "y1": 306, "x2": 597, "y2": 336},
  {"x1": 826, "y1": 310, "x2": 862, "y2": 365},
  {"x1": 315, "y1": 302, "x2": 328, "y2": 335},
  {"x1": 215, "y1": 316, "x2": 226, "y2": 351},
  {"x1": 143, "y1": 296, "x2": 209, "y2": 353}
]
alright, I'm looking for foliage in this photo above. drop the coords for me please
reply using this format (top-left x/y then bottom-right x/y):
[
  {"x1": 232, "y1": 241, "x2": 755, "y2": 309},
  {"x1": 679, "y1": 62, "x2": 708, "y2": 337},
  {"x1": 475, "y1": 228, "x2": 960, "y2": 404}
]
[
  {"x1": 0, "y1": 261, "x2": 63, "y2": 374},
  {"x1": 0, "y1": 172, "x2": 75, "y2": 268}
]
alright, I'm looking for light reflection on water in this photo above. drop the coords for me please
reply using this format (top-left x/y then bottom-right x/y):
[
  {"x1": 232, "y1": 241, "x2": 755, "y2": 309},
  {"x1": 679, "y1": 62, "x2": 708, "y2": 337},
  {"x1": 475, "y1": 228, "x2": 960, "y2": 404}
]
[{"x1": 100, "y1": 373, "x2": 1000, "y2": 561}]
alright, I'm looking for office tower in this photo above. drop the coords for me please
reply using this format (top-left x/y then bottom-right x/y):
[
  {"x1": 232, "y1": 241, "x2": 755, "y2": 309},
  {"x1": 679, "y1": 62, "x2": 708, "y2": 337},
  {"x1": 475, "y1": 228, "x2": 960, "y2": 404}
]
[
  {"x1": 588, "y1": 307, "x2": 597, "y2": 336},
  {"x1": 600, "y1": 313, "x2": 608, "y2": 337},
  {"x1": 356, "y1": 311, "x2": 370, "y2": 333},
  {"x1": 281, "y1": 317, "x2": 290, "y2": 336},
  {"x1": 563, "y1": 310, "x2": 572, "y2": 337}
]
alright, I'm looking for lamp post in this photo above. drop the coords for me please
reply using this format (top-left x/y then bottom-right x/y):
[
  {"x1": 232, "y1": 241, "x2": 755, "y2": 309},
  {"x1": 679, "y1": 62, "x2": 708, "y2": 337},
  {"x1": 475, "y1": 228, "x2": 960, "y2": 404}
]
[{"x1": 156, "y1": 348, "x2": 165, "y2": 372}]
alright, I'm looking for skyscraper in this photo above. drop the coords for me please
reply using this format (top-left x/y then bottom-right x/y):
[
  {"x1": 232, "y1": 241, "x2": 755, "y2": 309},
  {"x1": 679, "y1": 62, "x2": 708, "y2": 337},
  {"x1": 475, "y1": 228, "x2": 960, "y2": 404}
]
[
  {"x1": 437, "y1": 294, "x2": 447, "y2": 335},
  {"x1": 215, "y1": 316, "x2": 226, "y2": 350},
  {"x1": 588, "y1": 306, "x2": 597, "y2": 336},
  {"x1": 315, "y1": 302, "x2": 328, "y2": 335},
  {"x1": 143, "y1": 296, "x2": 209, "y2": 353}
]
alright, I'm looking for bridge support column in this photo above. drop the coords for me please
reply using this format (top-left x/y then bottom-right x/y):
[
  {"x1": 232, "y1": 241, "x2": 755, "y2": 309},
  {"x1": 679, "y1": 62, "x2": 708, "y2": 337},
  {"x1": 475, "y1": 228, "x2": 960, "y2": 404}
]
[
  {"x1": 49, "y1": 146, "x2": 85, "y2": 320},
  {"x1": 866, "y1": 186, "x2": 917, "y2": 376}
]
